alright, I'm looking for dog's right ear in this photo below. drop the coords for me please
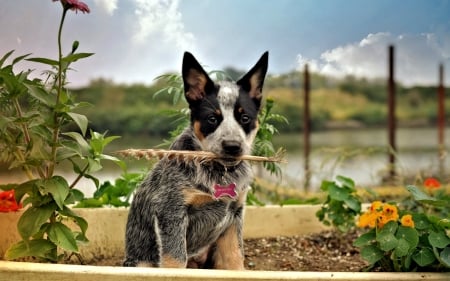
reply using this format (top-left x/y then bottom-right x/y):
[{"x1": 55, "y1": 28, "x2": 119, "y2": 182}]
[{"x1": 182, "y1": 52, "x2": 215, "y2": 102}]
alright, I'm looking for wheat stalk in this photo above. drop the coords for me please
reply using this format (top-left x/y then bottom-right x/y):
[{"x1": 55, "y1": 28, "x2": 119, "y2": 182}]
[{"x1": 115, "y1": 148, "x2": 286, "y2": 164}]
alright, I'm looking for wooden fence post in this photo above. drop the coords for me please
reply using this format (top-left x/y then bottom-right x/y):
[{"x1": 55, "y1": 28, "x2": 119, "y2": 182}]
[
  {"x1": 303, "y1": 64, "x2": 311, "y2": 191},
  {"x1": 387, "y1": 45, "x2": 397, "y2": 181},
  {"x1": 438, "y1": 63, "x2": 446, "y2": 178}
]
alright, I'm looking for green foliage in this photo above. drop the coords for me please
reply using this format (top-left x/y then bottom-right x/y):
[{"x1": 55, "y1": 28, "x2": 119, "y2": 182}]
[
  {"x1": 75, "y1": 172, "x2": 145, "y2": 208},
  {"x1": 0, "y1": 4, "x2": 122, "y2": 262},
  {"x1": 354, "y1": 183, "x2": 450, "y2": 271},
  {"x1": 253, "y1": 98, "x2": 288, "y2": 177},
  {"x1": 316, "y1": 175, "x2": 362, "y2": 233}
]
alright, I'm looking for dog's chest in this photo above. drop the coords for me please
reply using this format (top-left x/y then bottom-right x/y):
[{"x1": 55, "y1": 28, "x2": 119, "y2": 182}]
[{"x1": 185, "y1": 199, "x2": 242, "y2": 255}]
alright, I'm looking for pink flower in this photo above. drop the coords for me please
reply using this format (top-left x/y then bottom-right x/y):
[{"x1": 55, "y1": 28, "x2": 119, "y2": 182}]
[{"x1": 53, "y1": 0, "x2": 90, "y2": 14}]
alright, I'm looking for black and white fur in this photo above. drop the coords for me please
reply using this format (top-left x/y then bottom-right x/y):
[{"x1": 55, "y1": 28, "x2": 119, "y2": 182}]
[{"x1": 124, "y1": 51, "x2": 269, "y2": 269}]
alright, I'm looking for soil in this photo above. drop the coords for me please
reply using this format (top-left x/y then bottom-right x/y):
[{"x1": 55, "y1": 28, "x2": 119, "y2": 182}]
[{"x1": 71, "y1": 230, "x2": 368, "y2": 272}]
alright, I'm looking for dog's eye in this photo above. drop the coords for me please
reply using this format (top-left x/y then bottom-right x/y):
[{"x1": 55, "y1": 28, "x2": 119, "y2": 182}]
[
  {"x1": 240, "y1": 114, "x2": 251, "y2": 124},
  {"x1": 207, "y1": 115, "x2": 218, "y2": 125}
]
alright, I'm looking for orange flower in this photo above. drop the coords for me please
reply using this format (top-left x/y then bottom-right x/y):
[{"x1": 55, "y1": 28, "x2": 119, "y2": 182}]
[
  {"x1": 358, "y1": 202, "x2": 400, "y2": 229},
  {"x1": 377, "y1": 203, "x2": 399, "y2": 228},
  {"x1": 358, "y1": 212, "x2": 376, "y2": 228},
  {"x1": 424, "y1": 177, "x2": 441, "y2": 189},
  {"x1": 0, "y1": 190, "x2": 22, "y2": 212},
  {"x1": 370, "y1": 201, "x2": 383, "y2": 212},
  {"x1": 400, "y1": 214, "x2": 415, "y2": 228}
]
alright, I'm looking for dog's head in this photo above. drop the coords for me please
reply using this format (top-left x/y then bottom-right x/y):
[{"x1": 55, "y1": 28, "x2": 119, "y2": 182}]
[{"x1": 182, "y1": 52, "x2": 268, "y2": 161}]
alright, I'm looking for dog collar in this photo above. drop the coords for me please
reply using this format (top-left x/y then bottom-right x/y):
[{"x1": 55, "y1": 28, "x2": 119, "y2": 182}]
[{"x1": 213, "y1": 183, "x2": 238, "y2": 200}]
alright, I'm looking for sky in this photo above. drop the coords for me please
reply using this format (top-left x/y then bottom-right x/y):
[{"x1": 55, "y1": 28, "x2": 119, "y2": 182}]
[{"x1": 1, "y1": 0, "x2": 449, "y2": 87}]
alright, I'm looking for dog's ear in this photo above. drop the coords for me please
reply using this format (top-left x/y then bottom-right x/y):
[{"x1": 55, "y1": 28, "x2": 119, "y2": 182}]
[
  {"x1": 182, "y1": 52, "x2": 215, "y2": 102},
  {"x1": 237, "y1": 51, "x2": 269, "y2": 105}
]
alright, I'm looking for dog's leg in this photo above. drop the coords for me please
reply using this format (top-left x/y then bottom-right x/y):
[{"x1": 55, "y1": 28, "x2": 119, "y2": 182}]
[
  {"x1": 158, "y1": 212, "x2": 190, "y2": 268},
  {"x1": 212, "y1": 219, "x2": 245, "y2": 270}
]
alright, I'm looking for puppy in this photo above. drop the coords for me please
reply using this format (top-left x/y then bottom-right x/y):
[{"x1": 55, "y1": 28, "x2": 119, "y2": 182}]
[{"x1": 124, "y1": 51, "x2": 269, "y2": 269}]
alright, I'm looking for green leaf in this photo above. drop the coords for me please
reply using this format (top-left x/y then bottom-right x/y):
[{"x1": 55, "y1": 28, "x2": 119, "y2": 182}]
[
  {"x1": 394, "y1": 238, "x2": 410, "y2": 257},
  {"x1": 14, "y1": 180, "x2": 39, "y2": 203},
  {"x1": 379, "y1": 220, "x2": 398, "y2": 234},
  {"x1": 360, "y1": 245, "x2": 384, "y2": 264},
  {"x1": 17, "y1": 204, "x2": 56, "y2": 240},
  {"x1": 320, "y1": 180, "x2": 333, "y2": 192},
  {"x1": 5, "y1": 239, "x2": 56, "y2": 261},
  {"x1": 48, "y1": 222, "x2": 78, "y2": 252},
  {"x1": 67, "y1": 112, "x2": 88, "y2": 136},
  {"x1": 437, "y1": 218, "x2": 450, "y2": 228},
  {"x1": 66, "y1": 189, "x2": 85, "y2": 203},
  {"x1": 412, "y1": 213, "x2": 431, "y2": 230},
  {"x1": 245, "y1": 190, "x2": 265, "y2": 206},
  {"x1": 12, "y1": 53, "x2": 31, "y2": 65},
  {"x1": 396, "y1": 226, "x2": 419, "y2": 250},
  {"x1": 405, "y1": 185, "x2": 448, "y2": 206},
  {"x1": 61, "y1": 52, "x2": 94, "y2": 63},
  {"x1": 63, "y1": 132, "x2": 90, "y2": 152},
  {"x1": 344, "y1": 196, "x2": 361, "y2": 212},
  {"x1": 412, "y1": 247, "x2": 436, "y2": 267},
  {"x1": 353, "y1": 230, "x2": 376, "y2": 247},
  {"x1": 56, "y1": 146, "x2": 80, "y2": 162},
  {"x1": 328, "y1": 183, "x2": 349, "y2": 201},
  {"x1": 74, "y1": 198, "x2": 105, "y2": 208},
  {"x1": 376, "y1": 231, "x2": 398, "y2": 251},
  {"x1": 440, "y1": 247, "x2": 450, "y2": 267},
  {"x1": 40, "y1": 176, "x2": 70, "y2": 210},
  {"x1": 27, "y1": 57, "x2": 59, "y2": 66},
  {"x1": 24, "y1": 83, "x2": 55, "y2": 107},
  {"x1": 336, "y1": 175, "x2": 355, "y2": 191},
  {"x1": 0, "y1": 50, "x2": 14, "y2": 67},
  {"x1": 59, "y1": 206, "x2": 88, "y2": 235},
  {"x1": 428, "y1": 231, "x2": 450, "y2": 248}
]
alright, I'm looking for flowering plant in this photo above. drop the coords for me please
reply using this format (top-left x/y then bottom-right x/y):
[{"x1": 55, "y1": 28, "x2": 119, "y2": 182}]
[
  {"x1": 354, "y1": 179, "x2": 450, "y2": 271},
  {"x1": 0, "y1": 190, "x2": 22, "y2": 212},
  {"x1": 0, "y1": 0, "x2": 123, "y2": 261}
]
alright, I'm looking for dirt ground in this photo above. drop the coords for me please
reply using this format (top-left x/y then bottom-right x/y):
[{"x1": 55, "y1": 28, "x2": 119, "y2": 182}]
[{"x1": 76, "y1": 230, "x2": 367, "y2": 271}]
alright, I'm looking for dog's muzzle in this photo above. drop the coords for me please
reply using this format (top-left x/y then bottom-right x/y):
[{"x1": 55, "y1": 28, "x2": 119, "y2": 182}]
[{"x1": 221, "y1": 140, "x2": 243, "y2": 157}]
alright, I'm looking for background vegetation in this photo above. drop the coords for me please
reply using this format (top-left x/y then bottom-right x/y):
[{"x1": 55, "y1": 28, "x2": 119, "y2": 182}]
[{"x1": 71, "y1": 70, "x2": 449, "y2": 140}]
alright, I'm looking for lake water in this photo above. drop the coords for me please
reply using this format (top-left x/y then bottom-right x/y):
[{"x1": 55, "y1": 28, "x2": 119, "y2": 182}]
[
  {"x1": 269, "y1": 127, "x2": 450, "y2": 190},
  {"x1": 3, "y1": 127, "x2": 449, "y2": 194}
]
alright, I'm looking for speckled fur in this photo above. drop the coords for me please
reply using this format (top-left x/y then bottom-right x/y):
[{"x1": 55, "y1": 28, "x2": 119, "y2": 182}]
[{"x1": 124, "y1": 52, "x2": 268, "y2": 269}]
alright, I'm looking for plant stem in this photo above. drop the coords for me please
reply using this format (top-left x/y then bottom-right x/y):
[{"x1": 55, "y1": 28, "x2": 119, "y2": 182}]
[
  {"x1": 48, "y1": 8, "x2": 68, "y2": 178},
  {"x1": 69, "y1": 163, "x2": 89, "y2": 189},
  {"x1": 12, "y1": 98, "x2": 46, "y2": 179},
  {"x1": 12, "y1": 98, "x2": 31, "y2": 144}
]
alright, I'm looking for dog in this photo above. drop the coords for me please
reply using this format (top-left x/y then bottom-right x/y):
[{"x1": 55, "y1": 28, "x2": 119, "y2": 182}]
[{"x1": 123, "y1": 51, "x2": 269, "y2": 269}]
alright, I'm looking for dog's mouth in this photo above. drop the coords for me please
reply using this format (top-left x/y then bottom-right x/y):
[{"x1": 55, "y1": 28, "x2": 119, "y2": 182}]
[{"x1": 215, "y1": 156, "x2": 242, "y2": 167}]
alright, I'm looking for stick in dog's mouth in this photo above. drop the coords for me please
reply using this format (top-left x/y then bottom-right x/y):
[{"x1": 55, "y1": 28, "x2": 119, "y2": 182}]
[{"x1": 115, "y1": 148, "x2": 286, "y2": 164}]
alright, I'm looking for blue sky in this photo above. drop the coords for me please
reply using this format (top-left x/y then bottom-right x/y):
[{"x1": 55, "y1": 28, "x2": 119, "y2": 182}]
[{"x1": 1, "y1": 0, "x2": 449, "y2": 86}]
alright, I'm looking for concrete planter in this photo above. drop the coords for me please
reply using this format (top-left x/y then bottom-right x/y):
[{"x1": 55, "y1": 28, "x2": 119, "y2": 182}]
[{"x1": 0, "y1": 205, "x2": 448, "y2": 281}]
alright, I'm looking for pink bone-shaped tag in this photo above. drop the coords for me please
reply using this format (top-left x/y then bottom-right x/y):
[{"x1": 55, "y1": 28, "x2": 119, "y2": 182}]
[{"x1": 213, "y1": 183, "x2": 238, "y2": 200}]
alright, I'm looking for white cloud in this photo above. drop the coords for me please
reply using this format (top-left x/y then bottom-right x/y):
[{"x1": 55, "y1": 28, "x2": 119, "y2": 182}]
[
  {"x1": 297, "y1": 32, "x2": 450, "y2": 86},
  {"x1": 94, "y1": 0, "x2": 118, "y2": 15},
  {"x1": 132, "y1": 0, "x2": 195, "y2": 50}
]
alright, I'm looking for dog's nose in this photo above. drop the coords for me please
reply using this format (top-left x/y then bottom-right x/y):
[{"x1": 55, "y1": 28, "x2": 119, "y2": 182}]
[{"x1": 222, "y1": 140, "x2": 242, "y2": 156}]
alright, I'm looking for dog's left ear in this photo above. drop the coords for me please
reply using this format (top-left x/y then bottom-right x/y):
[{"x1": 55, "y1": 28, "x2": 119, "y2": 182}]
[{"x1": 237, "y1": 51, "x2": 269, "y2": 106}]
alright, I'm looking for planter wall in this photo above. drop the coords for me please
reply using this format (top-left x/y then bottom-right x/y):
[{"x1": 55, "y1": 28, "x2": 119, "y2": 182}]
[
  {"x1": 0, "y1": 205, "x2": 448, "y2": 281},
  {"x1": 0, "y1": 205, "x2": 328, "y2": 260}
]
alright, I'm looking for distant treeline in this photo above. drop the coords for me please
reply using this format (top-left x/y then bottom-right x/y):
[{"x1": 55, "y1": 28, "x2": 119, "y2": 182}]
[{"x1": 71, "y1": 70, "x2": 449, "y2": 137}]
